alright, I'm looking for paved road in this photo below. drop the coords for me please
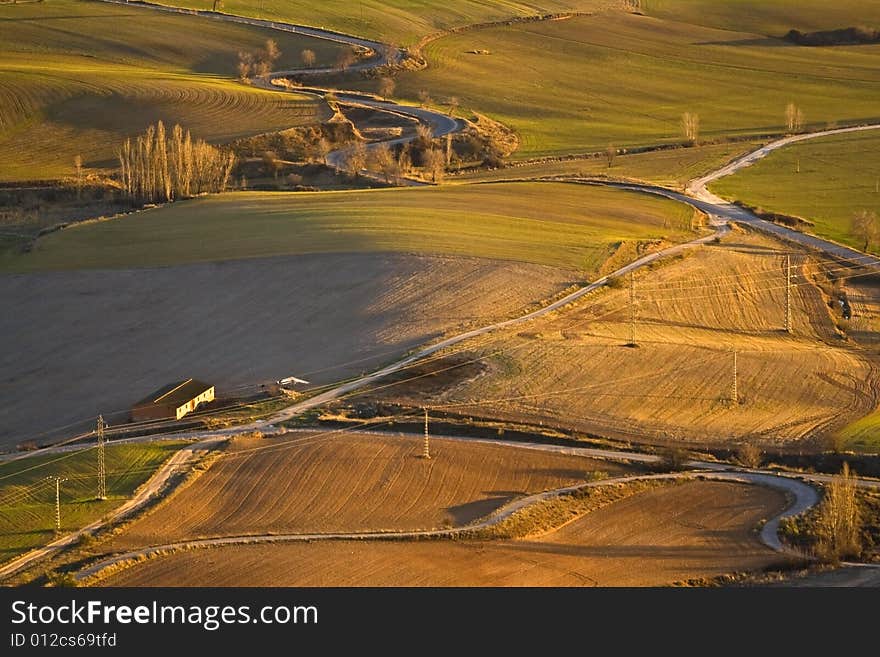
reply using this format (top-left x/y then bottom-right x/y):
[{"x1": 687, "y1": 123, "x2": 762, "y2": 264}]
[
  {"x1": 688, "y1": 124, "x2": 880, "y2": 195},
  {"x1": 0, "y1": 437, "x2": 225, "y2": 581},
  {"x1": 685, "y1": 124, "x2": 880, "y2": 265}
]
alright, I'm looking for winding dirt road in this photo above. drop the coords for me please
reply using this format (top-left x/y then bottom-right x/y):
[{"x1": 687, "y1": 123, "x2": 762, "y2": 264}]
[
  {"x1": 73, "y1": 468, "x2": 818, "y2": 584},
  {"x1": 7, "y1": 1, "x2": 880, "y2": 585}
]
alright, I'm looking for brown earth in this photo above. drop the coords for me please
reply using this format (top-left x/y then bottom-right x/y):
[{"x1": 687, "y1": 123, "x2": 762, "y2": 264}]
[
  {"x1": 382, "y1": 230, "x2": 880, "y2": 448},
  {"x1": 0, "y1": 253, "x2": 574, "y2": 448},
  {"x1": 100, "y1": 432, "x2": 634, "y2": 552},
  {"x1": 99, "y1": 480, "x2": 790, "y2": 586}
]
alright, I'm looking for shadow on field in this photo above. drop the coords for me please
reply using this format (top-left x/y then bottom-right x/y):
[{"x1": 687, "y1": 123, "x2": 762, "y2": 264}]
[
  {"x1": 694, "y1": 37, "x2": 787, "y2": 48},
  {"x1": 445, "y1": 495, "x2": 514, "y2": 524}
]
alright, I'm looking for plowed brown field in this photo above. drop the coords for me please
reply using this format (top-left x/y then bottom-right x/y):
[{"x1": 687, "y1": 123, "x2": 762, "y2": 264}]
[
  {"x1": 413, "y1": 231, "x2": 880, "y2": 447},
  {"x1": 100, "y1": 480, "x2": 790, "y2": 586},
  {"x1": 102, "y1": 433, "x2": 634, "y2": 551}
]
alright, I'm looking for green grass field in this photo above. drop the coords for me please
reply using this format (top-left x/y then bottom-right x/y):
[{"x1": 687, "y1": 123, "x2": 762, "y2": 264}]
[
  {"x1": 0, "y1": 0, "x2": 344, "y2": 180},
  {"x1": 710, "y1": 131, "x2": 880, "y2": 251},
  {"x1": 836, "y1": 411, "x2": 880, "y2": 453},
  {"x1": 153, "y1": 0, "x2": 615, "y2": 45},
  {"x1": 0, "y1": 183, "x2": 697, "y2": 272},
  {"x1": 0, "y1": 441, "x2": 184, "y2": 564},
  {"x1": 456, "y1": 141, "x2": 762, "y2": 189},
  {"x1": 158, "y1": 0, "x2": 880, "y2": 44},
  {"x1": 646, "y1": 0, "x2": 880, "y2": 35},
  {"x1": 393, "y1": 12, "x2": 880, "y2": 158}
]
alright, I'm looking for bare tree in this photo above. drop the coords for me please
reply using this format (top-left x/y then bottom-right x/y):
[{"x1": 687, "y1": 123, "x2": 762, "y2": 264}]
[
  {"x1": 418, "y1": 89, "x2": 432, "y2": 108},
  {"x1": 422, "y1": 147, "x2": 445, "y2": 183},
  {"x1": 785, "y1": 102, "x2": 805, "y2": 133},
  {"x1": 368, "y1": 143, "x2": 399, "y2": 184},
  {"x1": 300, "y1": 48, "x2": 316, "y2": 68},
  {"x1": 262, "y1": 150, "x2": 282, "y2": 179},
  {"x1": 736, "y1": 443, "x2": 763, "y2": 468},
  {"x1": 264, "y1": 39, "x2": 281, "y2": 65},
  {"x1": 815, "y1": 463, "x2": 862, "y2": 562},
  {"x1": 383, "y1": 44, "x2": 400, "y2": 67},
  {"x1": 415, "y1": 122, "x2": 434, "y2": 146},
  {"x1": 73, "y1": 154, "x2": 83, "y2": 199},
  {"x1": 447, "y1": 96, "x2": 460, "y2": 118},
  {"x1": 681, "y1": 112, "x2": 700, "y2": 144},
  {"x1": 336, "y1": 46, "x2": 357, "y2": 71},
  {"x1": 378, "y1": 76, "x2": 395, "y2": 100},
  {"x1": 605, "y1": 144, "x2": 616, "y2": 168},
  {"x1": 341, "y1": 141, "x2": 367, "y2": 177},
  {"x1": 852, "y1": 209, "x2": 879, "y2": 252},
  {"x1": 397, "y1": 144, "x2": 412, "y2": 176},
  {"x1": 237, "y1": 51, "x2": 253, "y2": 83},
  {"x1": 313, "y1": 137, "x2": 331, "y2": 165}
]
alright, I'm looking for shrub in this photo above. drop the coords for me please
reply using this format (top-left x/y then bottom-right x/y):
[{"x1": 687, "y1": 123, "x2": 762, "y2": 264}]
[{"x1": 736, "y1": 443, "x2": 763, "y2": 469}]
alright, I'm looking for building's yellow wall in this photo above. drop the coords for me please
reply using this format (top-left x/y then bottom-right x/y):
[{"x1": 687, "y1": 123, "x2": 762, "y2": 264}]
[{"x1": 175, "y1": 386, "x2": 215, "y2": 420}]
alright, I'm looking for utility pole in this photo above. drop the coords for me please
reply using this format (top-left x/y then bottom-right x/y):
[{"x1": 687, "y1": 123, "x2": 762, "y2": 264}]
[
  {"x1": 731, "y1": 350, "x2": 738, "y2": 405},
  {"x1": 784, "y1": 254, "x2": 792, "y2": 334},
  {"x1": 629, "y1": 271, "x2": 637, "y2": 347},
  {"x1": 47, "y1": 476, "x2": 68, "y2": 532},
  {"x1": 422, "y1": 408, "x2": 431, "y2": 459},
  {"x1": 97, "y1": 415, "x2": 107, "y2": 501}
]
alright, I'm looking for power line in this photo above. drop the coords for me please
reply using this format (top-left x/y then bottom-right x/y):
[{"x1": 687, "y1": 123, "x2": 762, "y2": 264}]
[
  {"x1": 731, "y1": 350, "x2": 738, "y2": 405},
  {"x1": 97, "y1": 415, "x2": 107, "y2": 501},
  {"x1": 422, "y1": 408, "x2": 431, "y2": 459},
  {"x1": 785, "y1": 254, "x2": 792, "y2": 333},
  {"x1": 45, "y1": 476, "x2": 67, "y2": 532}
]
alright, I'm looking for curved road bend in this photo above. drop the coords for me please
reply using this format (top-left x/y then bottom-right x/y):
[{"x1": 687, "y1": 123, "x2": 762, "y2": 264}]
[
  {"x1": 98, "y1": 0, "x2": 463, "y2": 182},
  {"x1": 684, "y1": 124, "x2": 880, "y2": 265},
  {"x1": 73, "y1": 469, "x2": 817, "y2": 583}
]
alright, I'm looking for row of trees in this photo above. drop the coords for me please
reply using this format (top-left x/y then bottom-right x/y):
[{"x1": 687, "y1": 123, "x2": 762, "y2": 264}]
[
  {"x1": 338, "y1": 138, "x2": 446, "y2": 184},
  {"x1": 117, "y1": 121, "x2": 236, "y2": 203},
  {"x1": 238, "y1": 39, "x2": 282, "y2": 82},
  {"x1": 785, "y1": 102, "x2": 806, "y2": 133},
  {"x1": 677, "y1": 103, "x2": 808, "y2": 145}
]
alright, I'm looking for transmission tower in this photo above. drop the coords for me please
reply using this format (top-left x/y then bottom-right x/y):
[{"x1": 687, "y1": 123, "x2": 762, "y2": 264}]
[
  {"x1": 46, "y1": 476, "x2": 68, "y2": 532},
  {"x1": 731, "y1": 350, "x2": 738, "y2": 405},
  {"x1": 422, "y1": 408, "x2": 431, "y2": 459},
  {"x1": 97, "y1": 415, "x2": 107, "y2": 500},
  {"x1": 784, "y1": 254, "x2": 792, "y2": 334},
  {"x1": 629, "y1": 271, "x2": 637, "y2": 347}
]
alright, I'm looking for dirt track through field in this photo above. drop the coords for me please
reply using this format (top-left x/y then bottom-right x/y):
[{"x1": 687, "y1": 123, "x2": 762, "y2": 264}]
[{"x1": 100, "y1": 480, "x2": 790, "y2": 586}]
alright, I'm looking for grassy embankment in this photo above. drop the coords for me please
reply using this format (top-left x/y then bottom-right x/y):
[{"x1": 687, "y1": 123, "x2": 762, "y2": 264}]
[{"x1": 0, "y1": 182, "x2": 698, "y2": 272}]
